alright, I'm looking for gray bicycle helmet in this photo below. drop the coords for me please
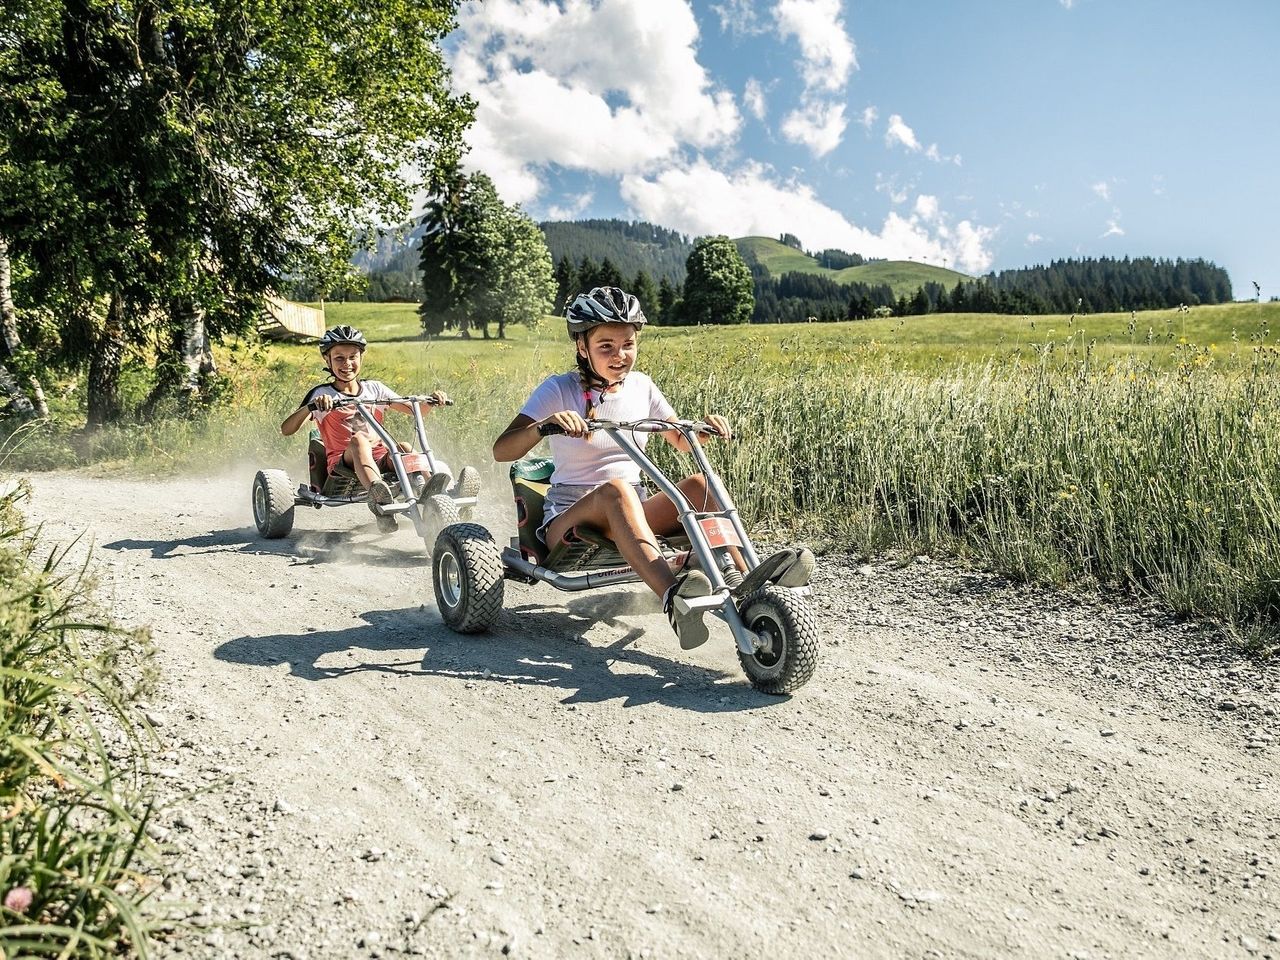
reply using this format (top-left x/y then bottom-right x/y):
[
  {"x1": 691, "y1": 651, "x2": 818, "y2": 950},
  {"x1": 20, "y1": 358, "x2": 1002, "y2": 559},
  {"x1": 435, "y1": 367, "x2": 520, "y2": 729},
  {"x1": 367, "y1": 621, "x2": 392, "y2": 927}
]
[
  {"x1": 319, "y1": 325, "x2": 367, "y2": 355},
  {"x1": 565, "y1": 287, "x2": 647, "y2": 338}
]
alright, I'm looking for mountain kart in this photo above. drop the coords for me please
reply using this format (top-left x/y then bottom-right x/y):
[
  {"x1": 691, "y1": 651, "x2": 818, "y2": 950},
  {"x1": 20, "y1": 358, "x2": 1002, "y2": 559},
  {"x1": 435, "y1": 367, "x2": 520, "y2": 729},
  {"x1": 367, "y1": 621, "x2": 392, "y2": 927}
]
[
  {"x1": 430, "y1": 418, "x2": 820, "y2": 695},
  {"x1": 252, "y1": 395, "x2": 480, "y2": 546}
]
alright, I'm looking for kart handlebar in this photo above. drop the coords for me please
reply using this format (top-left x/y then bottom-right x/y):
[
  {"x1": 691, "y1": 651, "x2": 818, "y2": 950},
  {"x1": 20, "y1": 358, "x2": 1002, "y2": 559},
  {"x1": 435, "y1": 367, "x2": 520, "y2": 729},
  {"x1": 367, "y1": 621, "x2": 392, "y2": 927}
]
[
  {"x1": 310, "y1": 395, "x2": 453, "y2": 411},
  {"x1": 537, "y1": 418, "x2": 724, "y2": 437}
]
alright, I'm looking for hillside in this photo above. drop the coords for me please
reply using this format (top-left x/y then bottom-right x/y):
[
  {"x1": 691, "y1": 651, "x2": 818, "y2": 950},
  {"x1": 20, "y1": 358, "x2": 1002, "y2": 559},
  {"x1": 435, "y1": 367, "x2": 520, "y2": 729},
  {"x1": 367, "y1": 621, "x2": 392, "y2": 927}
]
[
  {"x1": 540, "y1": 219, "x2": 694, "y2": 284},
  {"x1": 735, "y1": 236, "x2": 971, "y2": 298}
]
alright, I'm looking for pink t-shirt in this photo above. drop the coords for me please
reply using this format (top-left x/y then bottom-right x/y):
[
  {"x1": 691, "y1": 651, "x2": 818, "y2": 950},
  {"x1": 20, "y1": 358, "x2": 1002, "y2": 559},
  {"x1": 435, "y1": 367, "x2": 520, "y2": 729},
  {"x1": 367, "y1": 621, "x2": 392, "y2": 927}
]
[
  {"x1": 519, "y1": 371, "x2": 676, "y2": 487},
  {"x1": 304, "y1": 380, "x2": 398, "y2": 470}
]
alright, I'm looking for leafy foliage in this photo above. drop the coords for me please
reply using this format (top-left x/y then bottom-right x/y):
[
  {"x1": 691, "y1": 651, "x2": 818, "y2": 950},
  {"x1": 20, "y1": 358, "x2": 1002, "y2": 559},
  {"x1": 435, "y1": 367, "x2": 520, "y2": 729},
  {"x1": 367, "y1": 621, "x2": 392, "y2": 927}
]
[
  {"x1": 0, "y1": 0, "x2": 472, "y2": 419},
  {"x1": 418, "y1": 170, "x2": 555, "y2": 339},
  {"x1": 679, "y1": 236, "x2": 754, "y2": 326}
]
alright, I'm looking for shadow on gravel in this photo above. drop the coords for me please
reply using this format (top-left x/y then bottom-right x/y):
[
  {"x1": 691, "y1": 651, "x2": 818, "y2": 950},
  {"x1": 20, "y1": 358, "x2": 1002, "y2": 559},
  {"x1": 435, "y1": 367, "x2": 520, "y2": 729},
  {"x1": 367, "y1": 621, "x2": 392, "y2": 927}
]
[
  {"x1": 213, "y1": 604, "x2": 776, "y2": 713},
  {"x1": 102, "y1": 525, "x2": 425, "y2": 566}
]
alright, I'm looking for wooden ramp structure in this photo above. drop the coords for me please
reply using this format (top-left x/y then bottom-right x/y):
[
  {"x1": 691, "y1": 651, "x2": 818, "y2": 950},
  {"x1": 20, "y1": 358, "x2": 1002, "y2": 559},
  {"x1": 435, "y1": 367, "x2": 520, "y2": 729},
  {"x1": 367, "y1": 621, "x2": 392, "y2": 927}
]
[{"x1": 259, "y1": 296, "x2": 325, "y2": 342}]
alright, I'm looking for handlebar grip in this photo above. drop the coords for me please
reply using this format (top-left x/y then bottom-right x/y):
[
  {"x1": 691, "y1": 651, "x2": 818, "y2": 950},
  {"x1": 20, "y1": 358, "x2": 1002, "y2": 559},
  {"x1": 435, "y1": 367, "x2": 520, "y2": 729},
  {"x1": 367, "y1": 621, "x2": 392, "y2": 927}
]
[{"x1": 537, "y1": 422, "x2": 566, "y2": 437}]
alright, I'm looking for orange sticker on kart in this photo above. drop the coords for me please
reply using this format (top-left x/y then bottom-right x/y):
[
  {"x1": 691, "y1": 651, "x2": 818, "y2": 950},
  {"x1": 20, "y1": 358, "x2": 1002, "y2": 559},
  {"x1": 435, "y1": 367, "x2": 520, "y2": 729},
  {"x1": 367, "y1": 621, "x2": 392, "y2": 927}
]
[
  {"x1": 400, "y1": 454, "x2": 429, "y2": 473},
  {"x1": 699, "y1": 517, "x2": 742, "y2": 549}
]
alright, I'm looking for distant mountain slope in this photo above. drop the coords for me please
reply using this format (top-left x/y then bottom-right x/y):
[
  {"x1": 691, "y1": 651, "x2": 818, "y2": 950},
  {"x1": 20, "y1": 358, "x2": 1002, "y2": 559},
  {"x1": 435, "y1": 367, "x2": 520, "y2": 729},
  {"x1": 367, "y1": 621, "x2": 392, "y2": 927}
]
[
  {"x1": 735, "y1": 236, "x2": 971, "y2": 299},
  {"x1": 539, "y1": 219, "x2": 694, "y2": 284}
]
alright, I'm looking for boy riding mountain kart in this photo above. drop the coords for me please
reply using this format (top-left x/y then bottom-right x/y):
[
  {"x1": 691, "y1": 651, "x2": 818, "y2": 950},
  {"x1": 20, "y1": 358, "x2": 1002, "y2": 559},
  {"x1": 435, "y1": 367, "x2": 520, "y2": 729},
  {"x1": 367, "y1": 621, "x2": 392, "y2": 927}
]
[
  {"x1": 252, "y1": 324, "x2": 480, "y2": 544},
  {"x1": 429, "y1": 287, "x2": 820, "y2": 695}
]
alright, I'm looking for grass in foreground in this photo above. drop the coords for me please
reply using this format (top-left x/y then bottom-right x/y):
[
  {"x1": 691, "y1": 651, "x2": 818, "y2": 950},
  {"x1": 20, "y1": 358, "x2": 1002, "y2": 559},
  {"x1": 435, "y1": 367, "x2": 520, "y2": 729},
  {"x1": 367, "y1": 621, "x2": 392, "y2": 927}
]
[{"x1": 0, "y1": 482, "x2": 163, "y2": 957}]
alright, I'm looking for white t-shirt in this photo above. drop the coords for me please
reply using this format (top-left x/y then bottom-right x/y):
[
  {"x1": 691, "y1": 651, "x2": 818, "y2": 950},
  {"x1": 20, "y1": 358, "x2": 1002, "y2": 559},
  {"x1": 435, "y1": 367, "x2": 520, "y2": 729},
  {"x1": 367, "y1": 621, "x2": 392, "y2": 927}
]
[{"x1": 519, "y1": 371, "x2": 676, "y2": 486}]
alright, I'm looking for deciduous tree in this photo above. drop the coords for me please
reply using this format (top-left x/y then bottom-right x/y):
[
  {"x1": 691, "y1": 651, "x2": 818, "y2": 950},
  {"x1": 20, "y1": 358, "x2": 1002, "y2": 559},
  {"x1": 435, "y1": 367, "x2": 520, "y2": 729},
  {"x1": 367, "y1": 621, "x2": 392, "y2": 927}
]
[{"x1": 681, "y1": 236, "x2": 753, "y2": 326}]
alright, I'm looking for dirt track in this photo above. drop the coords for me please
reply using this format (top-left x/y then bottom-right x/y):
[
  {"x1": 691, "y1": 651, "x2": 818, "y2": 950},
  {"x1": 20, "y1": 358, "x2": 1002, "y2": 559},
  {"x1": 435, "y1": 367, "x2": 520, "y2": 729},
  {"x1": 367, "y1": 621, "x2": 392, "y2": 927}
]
[{"x1": 18, "y1": 467, "x2": 1280, "y2": 959}]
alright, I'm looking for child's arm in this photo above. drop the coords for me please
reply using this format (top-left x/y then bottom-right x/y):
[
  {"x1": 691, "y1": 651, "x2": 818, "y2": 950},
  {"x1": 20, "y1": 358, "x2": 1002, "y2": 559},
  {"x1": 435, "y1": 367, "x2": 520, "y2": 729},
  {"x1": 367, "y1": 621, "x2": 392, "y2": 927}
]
[
  {"x1": 280, "y1": 403, "x2": 312, "y2": 437},
  {"x1": 281, "y1": 390, "x2": 336, "y2": 436},
  {"x1": 389, "y1": 390, "x2": 448, "y2": 416},
  {"x1": 661, "y1": 414, "x2": 732, "y2": 452},
  {"x1": 493, "y1": 410, "x2": 589, "y2": 461}
]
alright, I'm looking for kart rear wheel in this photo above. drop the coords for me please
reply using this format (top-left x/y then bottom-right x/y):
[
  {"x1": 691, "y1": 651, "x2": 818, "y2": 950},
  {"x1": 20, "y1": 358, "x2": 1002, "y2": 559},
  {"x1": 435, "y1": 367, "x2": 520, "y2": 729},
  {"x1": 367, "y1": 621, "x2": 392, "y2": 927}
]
[
  {"x1": 421, "y1": 493, "x2": 461, "y2": 547},
  {"x1": 253, "y1": 470, "x2": 295, "y2": 539},
  {"x1": 433, "y1": 523, "x2": 504, "y2": 634},
  {"x1": 737, "y1": 585, "x2": 819, "y2": 695}
]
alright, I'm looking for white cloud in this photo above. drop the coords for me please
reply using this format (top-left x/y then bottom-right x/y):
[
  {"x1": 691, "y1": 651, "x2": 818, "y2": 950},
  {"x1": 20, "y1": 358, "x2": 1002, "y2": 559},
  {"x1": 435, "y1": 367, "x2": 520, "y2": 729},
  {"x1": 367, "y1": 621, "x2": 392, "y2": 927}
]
[
  {"x1": 885, "y1": 113, "x2": 955, "y2": 163},
  {"x1": 546, "y1": 191, "x2": 595, "y2": 221},
  {"x1": 621, "y1": 159, "x2": 996, "y2": 272},
  {"x1": 450, "y1": 0, "x2": 740, "y2": 202},
  {"x1": 1060, "y1": 0, "x2": 1075, "y2": 8},
  {"x1": 771, "y1": 0, "x2": 856, "y2": 156},
  {"x1": 774, "y1": 0, "x2": 857, "y2": 93},
  {"x1": 885, "y1": 114, "x2": 921, "y2": 152},
  {"x1": 875, "y1": 173, "x2": 910, "y2": 206},
  {"x1": 1152, "y1": 174, "x2": 1166, "y2": 196},
  {"x1": 1092, "y1": 180, "x2": 1111, "y2": 201},
  {"x1": 780, "y1": 100, "x2": 847, "y2": 156},
  {"x1": 914, "y1": 194, "x2": 940, "y2": 222},
  {"x1": 859, "y1": 105, "x2": 878, "y2": 129},
  {"x1": 712, "y1": 0, "x2": 765, "y2": 35},
  {"x1": 1027, "y1": 232, "x2": 1044, "y2": 244},
  {"x1": 1102, "y1": 218, "x2": 1125, "y2": 238},
  {"x1": 744, "y1": 78, "x2": 767, "y2": 120}
]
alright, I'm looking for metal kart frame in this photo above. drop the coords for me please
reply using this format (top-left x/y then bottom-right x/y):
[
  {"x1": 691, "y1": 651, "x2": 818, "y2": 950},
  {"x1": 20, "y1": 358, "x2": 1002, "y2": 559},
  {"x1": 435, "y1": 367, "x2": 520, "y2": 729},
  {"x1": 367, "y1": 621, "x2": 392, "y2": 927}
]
[
  {"x1": 293, "y1": 395, "x2": 477, "y2": 533},
  {"x1": 500, "y1": 418, "x2": 805, "y2": 658}
]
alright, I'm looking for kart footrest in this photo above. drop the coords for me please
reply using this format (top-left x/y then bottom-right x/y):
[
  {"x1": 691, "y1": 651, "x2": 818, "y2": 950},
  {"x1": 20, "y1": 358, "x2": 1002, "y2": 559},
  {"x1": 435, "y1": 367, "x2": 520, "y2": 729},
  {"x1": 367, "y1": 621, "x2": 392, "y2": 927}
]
[{"x1": 544, "y1": 525, "x2": 621, "y2": 572}]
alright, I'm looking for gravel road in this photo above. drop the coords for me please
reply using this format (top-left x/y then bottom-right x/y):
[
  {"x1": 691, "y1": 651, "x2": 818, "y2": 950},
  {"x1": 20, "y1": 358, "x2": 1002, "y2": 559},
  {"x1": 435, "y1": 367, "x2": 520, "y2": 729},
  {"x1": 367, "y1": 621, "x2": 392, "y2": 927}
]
[{"x1": 18, "y1": 467, "x2": 1280, "y2": 959}]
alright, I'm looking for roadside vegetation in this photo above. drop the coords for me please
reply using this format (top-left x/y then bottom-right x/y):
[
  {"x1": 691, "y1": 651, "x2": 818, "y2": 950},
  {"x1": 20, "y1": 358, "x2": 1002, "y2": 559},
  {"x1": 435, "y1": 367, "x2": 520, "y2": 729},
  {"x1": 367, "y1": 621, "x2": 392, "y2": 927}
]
[
  {"x1": 0, "y1": 479, "x2": 163, "y2": 956},
  {"x1": 7, "y1": 298, "x2": 1280, "y2": 650}
]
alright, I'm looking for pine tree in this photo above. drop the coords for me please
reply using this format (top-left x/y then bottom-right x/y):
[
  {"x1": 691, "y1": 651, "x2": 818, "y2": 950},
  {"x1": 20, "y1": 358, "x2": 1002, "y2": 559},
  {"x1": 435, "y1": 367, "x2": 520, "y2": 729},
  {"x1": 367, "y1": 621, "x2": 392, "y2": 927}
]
[{"x1": 631, "y1": 270, "x2": 659, "y2": 321}]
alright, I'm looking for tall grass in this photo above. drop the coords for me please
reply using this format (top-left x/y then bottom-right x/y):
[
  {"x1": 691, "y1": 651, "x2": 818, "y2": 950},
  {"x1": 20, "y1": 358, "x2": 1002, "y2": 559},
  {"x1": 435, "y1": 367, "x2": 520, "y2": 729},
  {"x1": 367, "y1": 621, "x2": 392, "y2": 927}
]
[
  {"x1": 0, "y1": 482, "x2": 164, "y2": 957},
  {"x1": 645, "y1": 342, "x2": 1280, "y2": 649}
]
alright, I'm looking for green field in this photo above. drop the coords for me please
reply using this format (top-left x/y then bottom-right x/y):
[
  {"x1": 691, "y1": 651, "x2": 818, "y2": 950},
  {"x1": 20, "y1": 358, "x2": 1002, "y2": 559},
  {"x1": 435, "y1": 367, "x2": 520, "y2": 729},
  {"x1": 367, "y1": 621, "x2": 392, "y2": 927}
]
[{"x1": 733, "y1": 235, "x2": 971, "y2": 296}]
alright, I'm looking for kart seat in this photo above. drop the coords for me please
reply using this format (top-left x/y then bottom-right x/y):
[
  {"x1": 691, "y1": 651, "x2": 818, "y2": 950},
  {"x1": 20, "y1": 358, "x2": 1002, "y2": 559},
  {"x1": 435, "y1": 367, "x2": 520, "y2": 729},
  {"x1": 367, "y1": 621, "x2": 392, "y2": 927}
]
[
  {"x1": 510, "y1": 457, "x2": 691, "y2": 573},
  {"x1": 307, "y1": 431, "x2": 398, "y2": 498}
]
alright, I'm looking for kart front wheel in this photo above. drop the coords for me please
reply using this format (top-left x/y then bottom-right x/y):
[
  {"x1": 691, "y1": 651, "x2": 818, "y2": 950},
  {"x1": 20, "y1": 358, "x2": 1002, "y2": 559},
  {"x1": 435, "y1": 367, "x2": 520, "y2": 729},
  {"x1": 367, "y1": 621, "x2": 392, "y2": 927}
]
[
  {"x1": 432, "y1": 523, "x2": 504, "y2": 634},
  {"x1": 737, "y1": 585, "x2": 819, "y2": 695},
  {"x1": 253, "y1": 470, "x2": 295, "y2": 539}
]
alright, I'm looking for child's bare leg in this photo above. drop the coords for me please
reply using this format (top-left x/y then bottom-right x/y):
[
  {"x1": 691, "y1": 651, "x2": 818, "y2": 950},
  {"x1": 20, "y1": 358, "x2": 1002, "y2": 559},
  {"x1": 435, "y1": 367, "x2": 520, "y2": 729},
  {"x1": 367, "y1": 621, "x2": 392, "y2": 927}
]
[
  {"x1": 642, "y1": 474, "x2": 746, "y2": 571},
  {"x1": 545, "y1": 479, "x2": 675, "y2": 599},
  {"x1": 343, "y1": 434, "x2": 382, "y2": 490}
]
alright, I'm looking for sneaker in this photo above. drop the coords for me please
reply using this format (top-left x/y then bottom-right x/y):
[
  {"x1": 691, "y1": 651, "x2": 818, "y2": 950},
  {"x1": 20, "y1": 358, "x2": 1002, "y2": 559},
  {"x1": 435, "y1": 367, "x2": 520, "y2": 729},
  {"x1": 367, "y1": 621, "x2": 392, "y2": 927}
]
[
  {"x1": 663, "y1": 569, "x2": 713, "y2": 650},
  {"x1": 775, "y1": 546, "x2": 815, "y2": 588},
  {"x1": 418, "y1": 471, "x2": 453, "y2": 502},
  {"x1": 368, "y1": 479, "x2": 398, "y2": 534},
  {"x1": 731, "y1": 549, "x2": 796, "y2": 596}
]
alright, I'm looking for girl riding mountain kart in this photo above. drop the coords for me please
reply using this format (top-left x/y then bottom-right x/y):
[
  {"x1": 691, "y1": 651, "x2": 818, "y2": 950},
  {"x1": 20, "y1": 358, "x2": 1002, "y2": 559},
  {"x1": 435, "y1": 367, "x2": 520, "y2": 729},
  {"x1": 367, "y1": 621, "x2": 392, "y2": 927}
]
[
  {"x1": 253, "y1": 324, "x2": 480, "y2": 544},
  {"x1": 430, "y1": 287, "x2": 819, "y2": 694}
]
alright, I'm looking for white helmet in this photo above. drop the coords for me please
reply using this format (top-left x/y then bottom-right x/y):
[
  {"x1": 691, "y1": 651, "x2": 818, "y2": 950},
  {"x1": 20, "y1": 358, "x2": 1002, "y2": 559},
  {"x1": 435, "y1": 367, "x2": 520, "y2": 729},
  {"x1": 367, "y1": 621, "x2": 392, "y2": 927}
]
[{"x1": 565, "y1": 287, "x2": 647, "y2": 338}]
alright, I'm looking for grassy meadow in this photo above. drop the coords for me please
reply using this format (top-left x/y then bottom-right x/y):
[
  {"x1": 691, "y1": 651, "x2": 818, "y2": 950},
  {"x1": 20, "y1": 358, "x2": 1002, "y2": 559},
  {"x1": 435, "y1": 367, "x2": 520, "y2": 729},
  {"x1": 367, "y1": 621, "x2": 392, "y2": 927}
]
[
  {"x1": 9, "y1": 298, "x2": 1280, "y2": 649},
  {"x1": 734, "y1": 236, "x2": 970, "y2": 295}
]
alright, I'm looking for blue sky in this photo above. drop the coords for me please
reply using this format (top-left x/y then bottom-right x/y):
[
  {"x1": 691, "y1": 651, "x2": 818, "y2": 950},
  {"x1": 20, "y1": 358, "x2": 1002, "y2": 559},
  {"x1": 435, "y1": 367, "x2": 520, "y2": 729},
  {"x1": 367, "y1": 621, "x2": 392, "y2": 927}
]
[{"x1": 445, "y1": 0, "x2": 1277, "y2": 299}]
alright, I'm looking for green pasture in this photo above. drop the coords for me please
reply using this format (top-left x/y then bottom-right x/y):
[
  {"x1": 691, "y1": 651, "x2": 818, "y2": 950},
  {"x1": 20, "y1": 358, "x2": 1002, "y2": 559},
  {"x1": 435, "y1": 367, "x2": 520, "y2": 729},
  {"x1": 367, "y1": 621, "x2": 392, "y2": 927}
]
[{"x1": 733, "y1": 236, "x2": 970, "y2": 296}]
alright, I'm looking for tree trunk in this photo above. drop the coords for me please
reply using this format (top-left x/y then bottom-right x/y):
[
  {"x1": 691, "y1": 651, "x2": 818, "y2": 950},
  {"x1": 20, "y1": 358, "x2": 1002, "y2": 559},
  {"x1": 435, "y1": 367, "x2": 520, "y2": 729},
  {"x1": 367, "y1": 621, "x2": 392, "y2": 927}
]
[
  {"x1": 178, "y1": 297, "x2": 216, "y2": 391},
  {"x1": 87, "y1": 291, "x2": 126, "y2": 426},
  {"x1": 0, "y1": 235, "x2": 45, "y2": 419},
  {"x1": 0, "y1": 360, "x2": 35, "y2": 420}
]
